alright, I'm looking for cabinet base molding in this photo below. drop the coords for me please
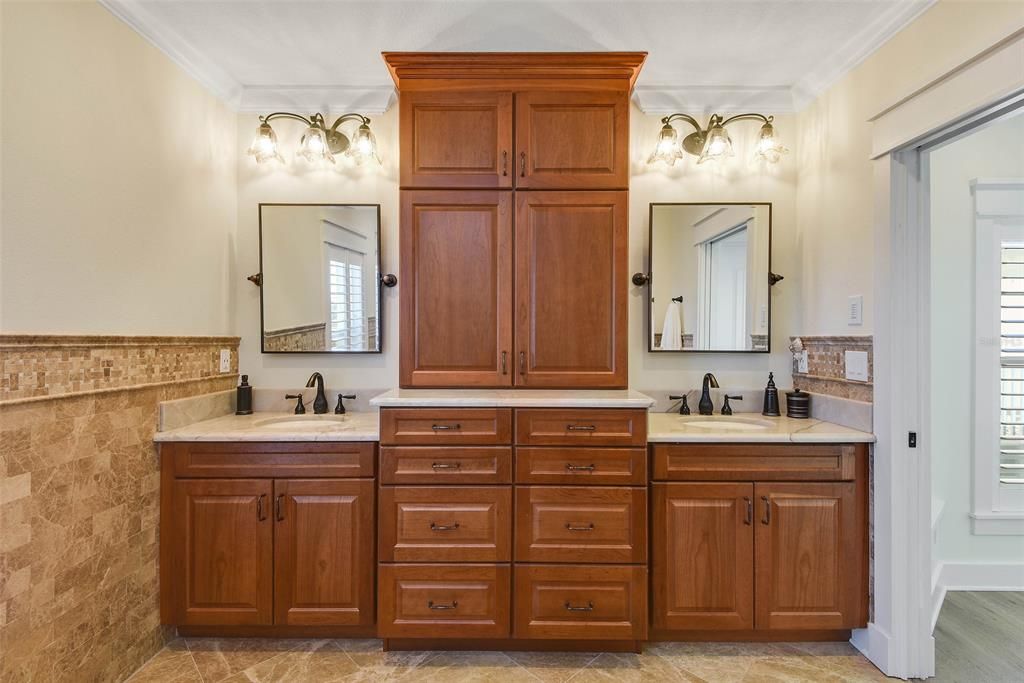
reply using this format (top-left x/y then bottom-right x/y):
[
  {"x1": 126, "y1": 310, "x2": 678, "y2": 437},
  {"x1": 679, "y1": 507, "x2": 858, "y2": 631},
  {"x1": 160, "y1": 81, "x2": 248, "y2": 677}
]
[
  {"x1": 176, "y1": 625, "x2": 378, "y2": 639},
  {"x1": 383, "y1": 638, "x2": 642, "y2": 653},
  {"x1": 649, "y1": 629, "x2": 853, "y2": 642}
]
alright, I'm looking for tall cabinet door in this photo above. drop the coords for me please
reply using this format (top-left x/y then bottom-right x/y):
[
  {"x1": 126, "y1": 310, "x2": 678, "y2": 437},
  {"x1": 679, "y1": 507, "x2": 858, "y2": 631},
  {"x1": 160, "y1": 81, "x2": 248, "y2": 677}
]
[
  {"x1": 400, "y1": 190, "x2": 514, "y2": 387},
  {"x1": 169, "y1": 479, "x2": 273, "y2": 626},
  {"x1": 515, "y1": 90, "x2": 628, "y2": 189},
  {"x1": 514, "y1": 191, "x2": 627, "y2": 388},
  {"x1": 754, "y1": 482, "x2": 863, "y2": 630},
  {"x1": 274, "y1": 479, "x2": 376, "y2": 627},
  {"x1": 652, "y1": 483, "x2": 754, "y2": 631},
  {"x1": 400, "y1": 91, "x2": 513, "y2": 188}
]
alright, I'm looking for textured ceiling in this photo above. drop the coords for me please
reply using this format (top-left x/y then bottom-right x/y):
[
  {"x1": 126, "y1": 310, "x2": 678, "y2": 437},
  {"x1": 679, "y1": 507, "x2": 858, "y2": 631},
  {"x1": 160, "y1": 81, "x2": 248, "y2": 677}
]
[{"x1": 100, "y1": 0, "x2": 934, "y2": 112}]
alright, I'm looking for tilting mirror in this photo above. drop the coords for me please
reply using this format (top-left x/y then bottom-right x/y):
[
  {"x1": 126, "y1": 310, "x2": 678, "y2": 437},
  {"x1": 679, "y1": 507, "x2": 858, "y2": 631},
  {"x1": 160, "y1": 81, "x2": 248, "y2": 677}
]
[
  {"x1": 258, "y1": 204, "x2": 382, "y2": 353},
  {"x1": 645, "y1": 203, "x2": 772, "y2": 353}
]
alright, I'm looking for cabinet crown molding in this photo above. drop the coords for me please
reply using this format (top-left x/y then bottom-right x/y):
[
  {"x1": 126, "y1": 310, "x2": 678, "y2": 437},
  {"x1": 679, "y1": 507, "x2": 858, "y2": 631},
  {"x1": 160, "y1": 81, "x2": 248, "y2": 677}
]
[{"x1": 382, "y1": 51, "x2": 647, "y2": 91}]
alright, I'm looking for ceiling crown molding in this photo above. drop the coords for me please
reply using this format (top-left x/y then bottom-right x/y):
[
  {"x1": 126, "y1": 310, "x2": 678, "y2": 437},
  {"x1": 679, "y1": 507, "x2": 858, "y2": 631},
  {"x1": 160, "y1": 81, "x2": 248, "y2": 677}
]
[
  {"x1": 633, "y1": 85, "x2": 798, "y2": 115},
  {"x1": 239, "y1": 86, "x2": 395, "y2": 115}
]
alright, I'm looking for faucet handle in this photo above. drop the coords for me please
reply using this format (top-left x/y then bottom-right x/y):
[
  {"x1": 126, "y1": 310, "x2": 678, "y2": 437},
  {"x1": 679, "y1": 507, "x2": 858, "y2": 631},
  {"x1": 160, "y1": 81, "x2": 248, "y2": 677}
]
[
  {"x1": 721, "y1": 394, "x2": 743, "y2": 416},
  {"x1": 334, "y1": 394, "x2": 357, "y2": 415},
  {"x1": 668, "y1": 395, "x2": 691, "y2": 415},
  {"x1": 285, "y1": 394, "x2": 306, "y2": 415}
]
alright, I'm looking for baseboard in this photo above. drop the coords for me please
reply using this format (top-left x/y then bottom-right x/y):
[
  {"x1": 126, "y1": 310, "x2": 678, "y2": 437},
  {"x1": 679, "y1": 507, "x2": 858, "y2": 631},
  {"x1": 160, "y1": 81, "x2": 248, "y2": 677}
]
[
  {"x1": 851, "y1": 623, "x2": 892, "y2": 676},
  {"x1": 930, "y1": 561, "x2": 1024, "y2": 631}
]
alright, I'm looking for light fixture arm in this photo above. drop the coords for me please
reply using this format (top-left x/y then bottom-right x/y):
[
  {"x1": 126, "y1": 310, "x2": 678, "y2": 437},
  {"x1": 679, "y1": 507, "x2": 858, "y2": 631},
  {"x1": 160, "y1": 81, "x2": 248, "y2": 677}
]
[
  {"x1": 328, "y1": 113, "x2": 371, "y2": 133},
  {"x1": 260, "y1": 112, "x2": 317, "y2": 127},
  {"x1": 661, "y1": 113, "x2": 703, "y2": 133},
  {"x1": 719, "y1": 113, "x2": 772, "y2": 127}
]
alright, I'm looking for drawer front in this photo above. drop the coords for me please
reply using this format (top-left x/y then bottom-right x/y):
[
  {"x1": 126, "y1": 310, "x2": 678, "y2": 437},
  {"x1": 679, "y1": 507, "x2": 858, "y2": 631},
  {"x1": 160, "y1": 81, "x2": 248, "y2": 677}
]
[
  {"x1": 515, "y1": 409, "x2": 646, "y2": 447},
  {"x1": 515, "y1": 486, "x2": 646, "y2": 563},
  {"x1": 379, "y1": 486, "x2": 511, "y2": 562},
  {"x1": 381, "y1": 408, "x2": 513, "y2": 446},
  {"x1": 381, "y1": 447, "x2": 512, "y2": 484},
  {"x1": 167, "y1": 442, "x2": 375, "y2": 478},
  {"x1": 515, "y1": 447, "x2": 647, "y2": 485},
  {"x1": 652, "y1": 443, "x2": 859, "y2": 482},
  {"x1": 378, "y1": 564, "x2": 510, "y2": 638},
  {"x1": 513, "y1": 564, "x2": 647, "y2": 640}
]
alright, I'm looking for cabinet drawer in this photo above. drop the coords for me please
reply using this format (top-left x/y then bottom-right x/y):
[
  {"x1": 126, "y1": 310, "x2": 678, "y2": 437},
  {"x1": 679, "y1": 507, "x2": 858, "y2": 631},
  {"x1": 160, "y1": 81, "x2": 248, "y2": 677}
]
[
  {"x1": 652, "y1": 443, "x2": 860, "y2": 481},
  {"x1": 515, "y1": 409, "x2": 646, "y2": 446},
  {"x1": 515, "y1": 486, "x2": 646, "y2": 563},
  {"x1": 379, "y1": 486, "x2": 511, "y2": 562},
  {"x1": 513, "y1": 565, "x2": 646, "y2": 640},
  {"x1": 378, "y1": 564, "x2": 510, "y2": 639},
  {"x1": 381, "y1": 447, "x2": 512, "y2": 484},
  {"x1": 166, "y1": 442, "x2": 375, "y2": 478},
  {"x1": 515, "y1": 447, "x2": 646, "y2": 485},
  {"x1": 381, "y1": 409, "x2": 513, "y2": 446}
]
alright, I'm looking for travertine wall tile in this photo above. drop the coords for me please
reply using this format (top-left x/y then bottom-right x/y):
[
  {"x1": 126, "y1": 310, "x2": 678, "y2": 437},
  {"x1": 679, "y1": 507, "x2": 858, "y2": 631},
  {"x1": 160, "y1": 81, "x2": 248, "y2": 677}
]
[
  {"x1": 0, "y1": 335, "x2": 238, "y2": 683},
  {"x1": 791, "y1": 335, "x2": 873, "y2": 403}
]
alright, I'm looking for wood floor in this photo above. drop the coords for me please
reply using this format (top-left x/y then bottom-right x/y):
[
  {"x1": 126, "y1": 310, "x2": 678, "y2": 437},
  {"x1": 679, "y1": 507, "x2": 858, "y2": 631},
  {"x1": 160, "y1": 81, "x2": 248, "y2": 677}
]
[{"x1": 934, "y1": 591, "x2": 1024, "y2": 682}]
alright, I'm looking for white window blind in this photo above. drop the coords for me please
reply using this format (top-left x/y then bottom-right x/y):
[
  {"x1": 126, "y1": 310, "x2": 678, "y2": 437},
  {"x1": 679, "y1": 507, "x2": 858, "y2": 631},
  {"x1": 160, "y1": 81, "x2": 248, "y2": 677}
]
[
  {"x1": 326, "y1": 244, "x2": 366, "y2": 351},
  {"x1": 1000, "y1": 243, "x2": 1024, "y2": 486}
]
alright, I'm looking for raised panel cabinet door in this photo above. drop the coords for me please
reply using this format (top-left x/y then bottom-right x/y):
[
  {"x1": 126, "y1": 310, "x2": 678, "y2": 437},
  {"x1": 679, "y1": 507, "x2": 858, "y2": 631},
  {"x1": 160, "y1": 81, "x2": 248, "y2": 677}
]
[
  {"x1": 514, "y1": 191, "x2": 628, "y2": 388},
  {"x1": 169, "y1": 479, "x2": 273, "y2": 626},
  {"x1": 400, "y1": 191, "x2": 514, "y2": 387},
  {"x1": 515, "y1": 90, "x2": 628, "y2": 189},
  {"x1": 273, "y1": 479, "x2": 375, "y2": 627},
  {"x1": 400, "y1": 91, "x2": 513, "y2": 188},
  {"x1": 754, "y1": 482, "x2": 863, "y2": 630},
  {"x1": 652, "y1": 483, "x2": 754, "y2": 631}
]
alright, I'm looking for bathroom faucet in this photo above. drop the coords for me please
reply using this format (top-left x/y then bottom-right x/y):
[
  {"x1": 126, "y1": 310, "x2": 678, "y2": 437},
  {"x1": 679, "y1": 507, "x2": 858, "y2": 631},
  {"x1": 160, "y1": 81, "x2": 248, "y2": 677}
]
[
  {"x1": 698, "y1": 373, "x2": 719, "y2": 415},
  {"x1": 667, "y1": 394, "x2": 691, "y2": 415},
  {"x1": 305, "y1": 372, "x2": 329, "y2": 414}
]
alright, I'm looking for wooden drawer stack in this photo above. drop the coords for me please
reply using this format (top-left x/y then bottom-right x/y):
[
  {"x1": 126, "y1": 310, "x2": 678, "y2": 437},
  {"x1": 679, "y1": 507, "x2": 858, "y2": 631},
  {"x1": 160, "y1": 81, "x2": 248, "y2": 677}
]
[
  {"x1": 513, "y1": 408, "x2": 648, "y2": 642},
  {"x1": 378, "y1": 408, "x2": 514, "y2": 639},
  {"x1": 377, "y1": 407, "x2": 648, "y2": 646}
]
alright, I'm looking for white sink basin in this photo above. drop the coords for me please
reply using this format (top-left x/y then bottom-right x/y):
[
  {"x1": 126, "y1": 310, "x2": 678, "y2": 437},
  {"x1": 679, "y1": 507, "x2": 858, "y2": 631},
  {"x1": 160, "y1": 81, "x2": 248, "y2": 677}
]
[
  {"x1": 674, "y1": 416, "x2": 774, "y2": 432},
  {"x1": 252, "y1": 415, "x2": 351, "y2": 431}
]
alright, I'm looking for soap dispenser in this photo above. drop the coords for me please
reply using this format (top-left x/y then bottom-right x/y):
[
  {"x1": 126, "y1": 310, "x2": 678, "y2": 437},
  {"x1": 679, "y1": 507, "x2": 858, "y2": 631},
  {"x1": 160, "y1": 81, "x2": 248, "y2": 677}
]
[
  {"x1": 235, "y1": 375, "x2": 253, "y2": 415},
  {"x1": 762, "y1": 372, "x2": 781, "y2": 416}
]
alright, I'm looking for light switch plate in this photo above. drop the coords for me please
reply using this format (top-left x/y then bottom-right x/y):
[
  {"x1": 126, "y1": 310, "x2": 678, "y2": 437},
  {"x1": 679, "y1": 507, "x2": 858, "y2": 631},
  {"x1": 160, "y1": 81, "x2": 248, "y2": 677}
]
[
  {"x1": 798, "y1": 350, "x2": 809, "y2": 373},
  {"x1": 848, "y1": 295, "x2": 864, "y2": 326},
  {"x1": 219, "y1": 349, "x2": 231, "y2": 373},
  {"x1": 845, "y1": 350, "x2": 869, "y2": 382}
]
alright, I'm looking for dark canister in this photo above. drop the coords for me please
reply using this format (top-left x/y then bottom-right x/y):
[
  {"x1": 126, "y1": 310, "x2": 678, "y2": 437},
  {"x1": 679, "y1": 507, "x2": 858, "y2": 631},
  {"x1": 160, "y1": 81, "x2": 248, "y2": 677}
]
[
  {"x1": 235, "y1": 374, "x2": 253, "y2": 415},
  {"x1": 762, "y1": 372, "x2": 781, "y2": 416},
  {"x1": 786, "y1": 388, "x2": 811, "y2": 419}
]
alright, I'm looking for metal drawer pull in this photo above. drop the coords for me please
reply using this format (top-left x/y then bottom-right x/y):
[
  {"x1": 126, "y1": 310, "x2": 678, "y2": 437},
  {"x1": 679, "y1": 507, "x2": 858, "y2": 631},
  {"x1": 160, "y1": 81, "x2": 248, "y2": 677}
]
[
  {"x1": 276, "y1": 494, "x2": 285, "y2": 522},
  {"x1": 430, "y1": 522, "x2": 460, "y2": 531},
  {"x1": 761, "y1": 496, "x2": 771, "y2": 525},
  {"x1": 744, "y1": 497, "x2": 752, "y2": 526},
  {"x1": 567, "y1": 425, "x2": 597, "y2": 432},
  {"x1": 431, "y1": 462, "x2": 461, "y2": 470},
  {"x1": 565, "y1": 463, "x2": 596, "y2": 471},
  {"x1": 502, "y1": 150, "x2": 508, "y2": 176},
  {"x1": 565, "y1": 522, "x2": 595, "y2": 531},
  {"x1": 428, "y1": 600, "x2": 458, "y2": 610},
  {"x1": 431, "y1": 424, "x2": 461, "y2": 431},
  {"x1": 520, "y1": 151, "x2": 526, "y2": 177},
  {"x1": 256, "y1": 494, "x2": 267, "y2": 521},
  {"x1": 564, "y1": 601, "x2": 594, "y2": 612},
  {"x1": 501, "y1": 350, "x2": 508, "y2": 375}
]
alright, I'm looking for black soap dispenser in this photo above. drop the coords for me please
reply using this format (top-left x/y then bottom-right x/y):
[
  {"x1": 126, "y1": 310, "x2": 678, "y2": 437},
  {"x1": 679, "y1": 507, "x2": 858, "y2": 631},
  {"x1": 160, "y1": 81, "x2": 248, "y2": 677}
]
[
  {"x1": 762, "y1": 372, "x2": 781, "y2": 417},
  {"x1": 235, "y1": 375, "x2": 253, "y2": 415}
]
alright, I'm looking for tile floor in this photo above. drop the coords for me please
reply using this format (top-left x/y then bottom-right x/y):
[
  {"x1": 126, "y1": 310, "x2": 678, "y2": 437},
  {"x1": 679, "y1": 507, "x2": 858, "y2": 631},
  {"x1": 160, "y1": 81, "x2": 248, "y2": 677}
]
[{"x1": 126, "y1": 638, "x2": 891, "y2": 682}]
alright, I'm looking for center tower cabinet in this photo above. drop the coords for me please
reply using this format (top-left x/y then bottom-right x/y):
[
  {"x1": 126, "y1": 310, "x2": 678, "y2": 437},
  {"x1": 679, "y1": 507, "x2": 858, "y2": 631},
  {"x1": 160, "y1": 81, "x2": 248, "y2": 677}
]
[
  {"x1": 386, "y1": 52, "x2": 646, "y2": 389},
  {"x1": 379, "y1": 52, "x2": 649, "y2": 651}
]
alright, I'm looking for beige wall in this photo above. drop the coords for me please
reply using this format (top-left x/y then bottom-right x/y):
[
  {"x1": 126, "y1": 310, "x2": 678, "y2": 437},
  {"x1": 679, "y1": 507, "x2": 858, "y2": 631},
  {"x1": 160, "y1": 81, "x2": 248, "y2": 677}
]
[
  {"x1": 0, "y1": 1, "x2": 238, "y2": 335},
  {"x1": 795, "y1": 0, "x2": 1024, "y2": 336}
]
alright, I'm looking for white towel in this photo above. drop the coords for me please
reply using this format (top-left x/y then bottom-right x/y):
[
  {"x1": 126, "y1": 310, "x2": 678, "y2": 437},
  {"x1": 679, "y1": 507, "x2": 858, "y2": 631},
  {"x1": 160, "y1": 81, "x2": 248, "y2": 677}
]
[{"x1": 661, "y1": 301, "x2": 683, "y2": 350}]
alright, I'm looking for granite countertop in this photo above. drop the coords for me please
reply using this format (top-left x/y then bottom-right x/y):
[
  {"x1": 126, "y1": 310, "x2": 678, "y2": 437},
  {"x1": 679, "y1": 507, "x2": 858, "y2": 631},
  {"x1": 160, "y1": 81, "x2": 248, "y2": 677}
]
[
  {"x1": 369, "y1": 388, "x2": 655, "y2": 408},
  {"x1": 154, "y1": 411, "x2": 379, "y2": 442},
  {"x1": 647, "y1": 412, "x2": 875, "y2": 443}
]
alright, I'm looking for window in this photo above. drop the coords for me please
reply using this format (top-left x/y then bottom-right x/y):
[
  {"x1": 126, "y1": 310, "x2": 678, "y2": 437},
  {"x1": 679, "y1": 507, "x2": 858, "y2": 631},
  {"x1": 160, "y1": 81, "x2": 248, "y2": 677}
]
[
  {"x1": 999, "y1": 244, "x2": 1024, "y2": 486},
  {"x1": 325, "y1": 244, "x2": 366, "y2": 351}
]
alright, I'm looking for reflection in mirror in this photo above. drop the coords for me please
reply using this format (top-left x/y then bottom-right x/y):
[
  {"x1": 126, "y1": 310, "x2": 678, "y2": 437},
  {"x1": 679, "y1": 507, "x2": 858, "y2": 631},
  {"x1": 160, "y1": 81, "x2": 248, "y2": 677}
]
[
  {"x1": 648, "y1": 203, "x2": 771, "y2": 352},
  {"x1": 259, "y1": 204, "x2": 381, "y2": 353}
]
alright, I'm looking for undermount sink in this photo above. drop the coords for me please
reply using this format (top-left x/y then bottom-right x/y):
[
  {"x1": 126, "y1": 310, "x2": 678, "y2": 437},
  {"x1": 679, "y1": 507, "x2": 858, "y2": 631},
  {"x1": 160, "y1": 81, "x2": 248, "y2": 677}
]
[
  {"x1": 674, "y1": 415, "x2": 774, "y2": 432},
  {"x1": 252, "y1": 415, "x2": 350, "y2": 431}
]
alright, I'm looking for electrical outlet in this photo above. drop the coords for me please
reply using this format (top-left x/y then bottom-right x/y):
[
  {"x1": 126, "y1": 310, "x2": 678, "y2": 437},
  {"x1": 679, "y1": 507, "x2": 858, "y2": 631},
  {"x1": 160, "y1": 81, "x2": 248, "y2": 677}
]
[
  {"x1": 845, "y1": 350, "x2": 869, "y2": 382},
  {"x1": 848, "y1": 295, "x2": 863, "y2": 326},
  {"x1": 798, "y1": 350, "x2": 809, "y2": 373},
  {"x1": 219, "y1": 349, "x2": 231, "y2": 373}
]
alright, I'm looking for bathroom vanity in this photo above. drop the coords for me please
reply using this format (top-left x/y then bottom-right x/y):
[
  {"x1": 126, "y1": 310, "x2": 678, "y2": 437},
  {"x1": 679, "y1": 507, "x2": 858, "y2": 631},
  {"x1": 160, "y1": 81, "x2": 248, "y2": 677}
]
[{"x1": 155, "y1": 394, "x2": 872, "y2": 650}]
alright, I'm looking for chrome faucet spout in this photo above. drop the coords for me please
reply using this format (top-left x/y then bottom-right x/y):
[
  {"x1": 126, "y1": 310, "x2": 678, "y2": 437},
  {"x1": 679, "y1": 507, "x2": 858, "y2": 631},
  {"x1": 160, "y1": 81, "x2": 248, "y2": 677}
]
[{"x1": 305, "y1": 372, "x2": 329, "y2": 414}]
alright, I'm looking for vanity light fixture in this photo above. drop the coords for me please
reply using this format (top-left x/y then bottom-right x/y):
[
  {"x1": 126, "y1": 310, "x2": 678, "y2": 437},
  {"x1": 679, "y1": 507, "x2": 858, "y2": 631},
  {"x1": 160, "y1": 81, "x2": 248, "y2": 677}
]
[
  {"x1": 247, "y1": 112, "x2": 381, "y2": 166},
  {"x1": 648, "y1": 113, "x2": 787, "y2": 166}
]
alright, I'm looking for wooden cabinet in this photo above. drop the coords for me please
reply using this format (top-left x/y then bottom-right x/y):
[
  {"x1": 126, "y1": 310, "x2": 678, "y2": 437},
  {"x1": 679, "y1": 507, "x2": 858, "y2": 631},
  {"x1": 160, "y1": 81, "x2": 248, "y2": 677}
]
[
  {"x1": 399, "y1": 191, "x2": 513, "y2": 387},
  {"x1": 650, "y1": 444, "x2": 869, "y2": 639},
  {"x1": 514, "y1": 191, "x2": 628, "y2": 388},
  {"x1": 160, "y1": 443, "x2": 376, "y2": 635},
  {"x1": 167, "y1": 479, "x2": 274, "y2": 626},
  {"x1": 515, "y1": 90, "x2": 629, "y2": 189},
  {"x1": 400, "y1": 91, "x2": 513, "y2": 189},
  {"x1": 652, "y1": 483, "x2": 753, "y2": 631},
  {"x1": 381, "y1": 408, "x2": 513, "y2": 445}
]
